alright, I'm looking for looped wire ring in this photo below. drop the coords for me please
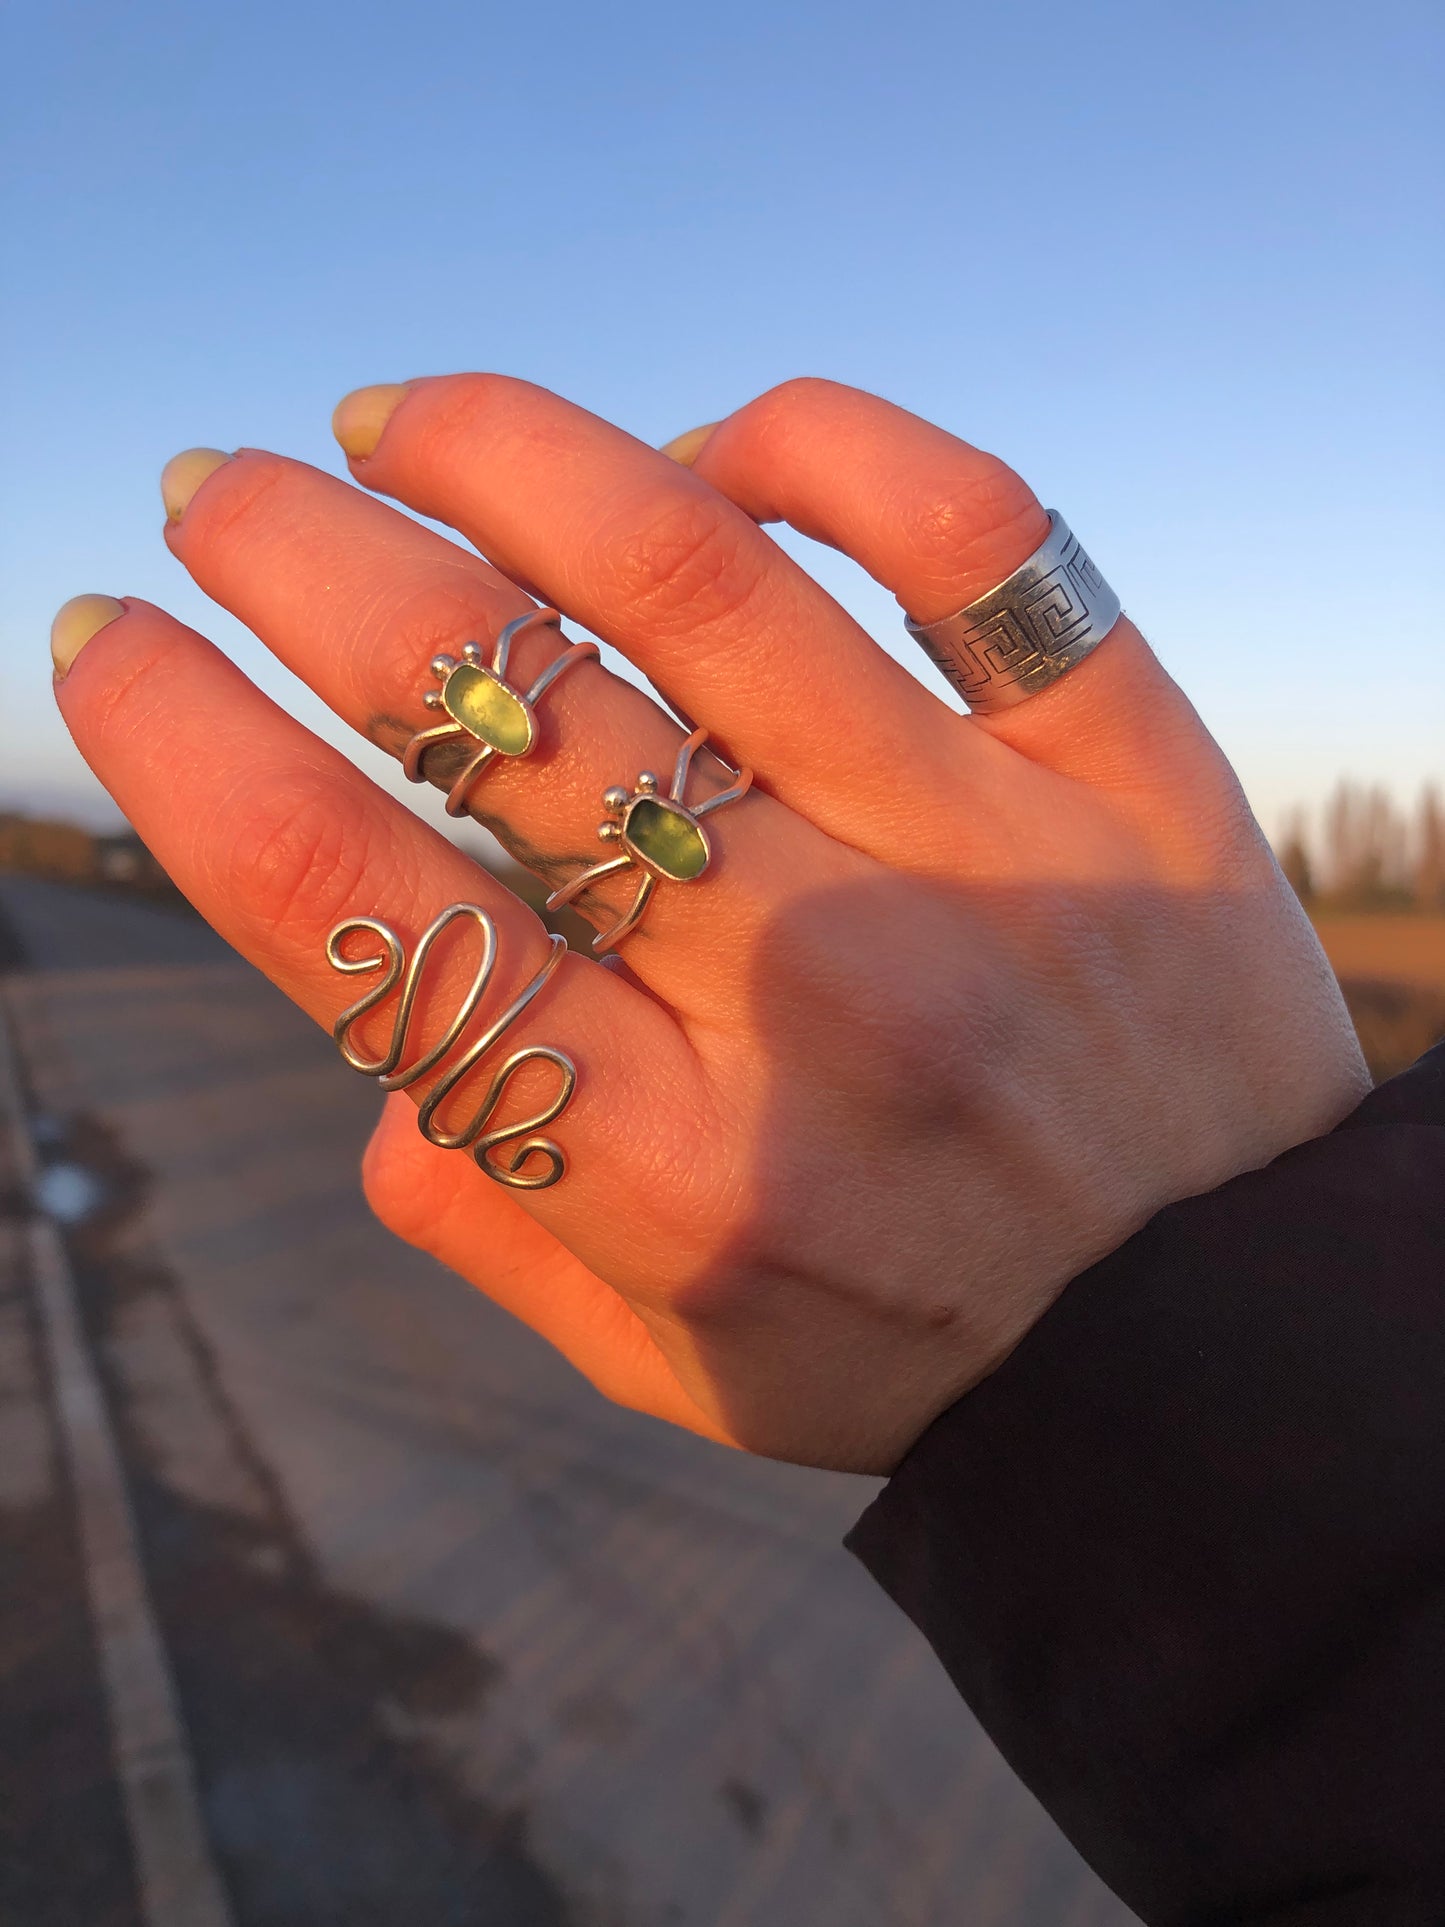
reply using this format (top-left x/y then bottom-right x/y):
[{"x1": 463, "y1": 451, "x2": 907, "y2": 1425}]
[{"x1": 327, "y1": 902, "x2": 577, "y2": 1190}]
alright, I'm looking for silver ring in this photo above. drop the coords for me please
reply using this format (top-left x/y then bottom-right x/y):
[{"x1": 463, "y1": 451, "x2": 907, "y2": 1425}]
[
  {"x1": 327, "y1": 903, "x2": 577, "y2": 1190},
  {"x1": 402, "y1": 606, "x2": 600, "y2": 817},
  {"x1": 903, "y1": 510, "x2": 1121, "y2": 714},
  {"x1": 544, "y1": 727, "x2": 753, "y2": 954}
]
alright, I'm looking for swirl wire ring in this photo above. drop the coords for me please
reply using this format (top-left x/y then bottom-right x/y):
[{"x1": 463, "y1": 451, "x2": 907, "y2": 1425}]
[{"x1": 327, "y1": 903, "x2": 577, "y2": 1190}]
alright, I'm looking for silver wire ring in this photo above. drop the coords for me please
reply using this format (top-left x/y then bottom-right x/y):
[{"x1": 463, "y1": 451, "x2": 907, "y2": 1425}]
[
  {"x1": 903, "y1": 510, "x2": 1122, "y2": 713},
  {"x1": 545, "y1": 727, "x2": 753, "y2": 953},
  {"x1": 327, "y1": 902, "x2": 577, "y2": 1190},
  {"x1": 401, "y1": 606, "x2": 600, "y2": 817}
]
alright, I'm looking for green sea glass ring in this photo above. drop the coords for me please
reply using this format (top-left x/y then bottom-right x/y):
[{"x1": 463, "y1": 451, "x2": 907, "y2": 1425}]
[
  {"x1": 544, "y1": 728, "x2": 754, "y2": 954},
  {"x1": 401, "y1": 606, "x2": 600, "y2": 818}
]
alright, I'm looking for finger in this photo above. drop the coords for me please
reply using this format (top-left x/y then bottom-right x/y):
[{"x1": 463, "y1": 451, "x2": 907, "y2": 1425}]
[
  {"x1": 671, "y1": 379, "x2": 1228, "y2": 802},
  {"x1": 50, "y1": 595, "x2": 707, "y2": 1274},
  {"x1": 330, "y1": 375, "x2": 1016, "y2": 836},
  {"x1": 159, "y1": 446, "x2": 867, "y2": 991},
  {"x1": 364, "y1": 1094, "x2": 732, "y2": 1440}
]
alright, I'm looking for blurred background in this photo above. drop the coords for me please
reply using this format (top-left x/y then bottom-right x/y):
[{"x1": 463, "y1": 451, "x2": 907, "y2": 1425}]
[{"x1": 1, "y1": 2, "x2": 1441, "y2": 1923}]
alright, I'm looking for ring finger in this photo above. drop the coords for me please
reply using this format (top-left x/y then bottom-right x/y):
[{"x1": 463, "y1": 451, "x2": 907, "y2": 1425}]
[{"x1": 670, "y1": 378, "x2": 1235, "y2": 815}]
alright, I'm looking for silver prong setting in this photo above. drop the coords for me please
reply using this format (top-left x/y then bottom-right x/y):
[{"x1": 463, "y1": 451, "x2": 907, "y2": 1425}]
[
  {"x1": 554, "y1": 729, "x2": 752, "y2": 950},
  {"x1": 403, "y1": 614, "x2": 597, "y2": 821}
]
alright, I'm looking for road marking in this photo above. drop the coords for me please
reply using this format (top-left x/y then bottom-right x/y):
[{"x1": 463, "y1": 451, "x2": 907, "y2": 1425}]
[{"x1": 0, "y1": 984, "x2": 234, "y2": 1927}]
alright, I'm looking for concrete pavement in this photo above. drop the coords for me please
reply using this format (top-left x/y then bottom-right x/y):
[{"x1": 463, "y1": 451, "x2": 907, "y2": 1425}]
[{"x1": 0, "y1": 874, "x2": 1136, "y2": 1927}]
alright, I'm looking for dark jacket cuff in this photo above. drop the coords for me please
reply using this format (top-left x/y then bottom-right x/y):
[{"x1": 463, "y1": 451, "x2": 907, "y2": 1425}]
[{"x1": 847, "y1": 1044, "x2": 1445, "y2": 1925}]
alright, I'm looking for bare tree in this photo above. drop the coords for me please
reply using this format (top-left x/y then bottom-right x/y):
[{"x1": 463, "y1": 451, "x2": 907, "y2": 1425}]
[
  {"x1": 1320, "y1": 780, "x2": 1411, "y2": 909},
  {"x1": 1275, "y1": 806, "x2": 1315, "y2": 905},
  {"x1": 1416, "y1": 784, "x2": 1445, "y2": 912}
]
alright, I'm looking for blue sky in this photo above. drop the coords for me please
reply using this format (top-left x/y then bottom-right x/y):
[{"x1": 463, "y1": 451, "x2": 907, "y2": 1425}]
[{"x1": 3, "y1": 0, "x2": 1441, "y2": 841}]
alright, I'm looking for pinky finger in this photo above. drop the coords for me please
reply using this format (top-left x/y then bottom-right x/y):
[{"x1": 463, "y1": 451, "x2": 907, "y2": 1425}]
[{"x1": 363, "y1": 1095, "x2": 735, "y2": 1443}]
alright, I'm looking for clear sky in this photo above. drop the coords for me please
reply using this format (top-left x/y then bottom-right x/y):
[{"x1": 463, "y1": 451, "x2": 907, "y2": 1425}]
[{"x1": 3, "y1": 0, "x2": 1441, "y2": 842}]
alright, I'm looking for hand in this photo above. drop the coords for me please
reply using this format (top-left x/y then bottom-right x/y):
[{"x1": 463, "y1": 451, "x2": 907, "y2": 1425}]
[{"x1": 51, "y1": 376, "x2": 1368, "y2": 1473}]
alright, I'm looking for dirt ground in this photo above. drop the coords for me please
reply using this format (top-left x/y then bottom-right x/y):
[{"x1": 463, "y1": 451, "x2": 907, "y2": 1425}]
[{"x1": 1310, "y1": 915, "x2": 1445, "y2": 1082}]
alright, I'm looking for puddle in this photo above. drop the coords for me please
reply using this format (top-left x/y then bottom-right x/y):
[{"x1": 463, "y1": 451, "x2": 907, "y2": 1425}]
[{"x1": 33, "y1": 1160, "x2": 108, "y2": 1225}]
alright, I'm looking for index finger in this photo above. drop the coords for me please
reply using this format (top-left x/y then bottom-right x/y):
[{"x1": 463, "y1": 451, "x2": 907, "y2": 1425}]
[{"x1": 49, "y1": 596, "x2": 710, "y2": 1265}]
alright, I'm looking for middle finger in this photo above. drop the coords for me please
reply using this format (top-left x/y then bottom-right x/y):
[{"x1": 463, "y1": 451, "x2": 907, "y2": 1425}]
[
  {"x1": 161, "y1": 447, "x2": 861, "y2": 1001},
  {"x1": 331, "y1": 374, "x2": 1017, "y2": 843}
]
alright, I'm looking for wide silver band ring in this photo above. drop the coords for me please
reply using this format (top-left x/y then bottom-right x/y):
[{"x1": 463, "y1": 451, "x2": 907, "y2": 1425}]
[{"x1": 903, "y1": 510, "x2": 1121, "y2": 714}]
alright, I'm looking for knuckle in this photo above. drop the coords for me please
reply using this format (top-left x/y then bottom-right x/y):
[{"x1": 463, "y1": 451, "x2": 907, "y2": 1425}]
[
  {"x1": 364, "y1": 570, "x2": 511, "y2": 717},
  {"x1": 718, "y1": 377, "x2": 852, "y2": 473},
  {"x1": 665, "y1": 1261, "x2": 763, "y2": 1333},
  {"x1": 899, "y1": 464, "x2": 1044, "y2": 610},
  {"x1": 740, "y1": 375, "x2": 845, "y2": 441},
  {"x1": 361, "y1": 1128, "x2": 408, "y2": 1232},
  {"x1": 907, "y1": 460, "x2": 1037, "y2": 567},
  {"x1": 362, "y1": 1126, "x2": 439, "y2": 1247},
  {"x1": 219, "y1": 775, "x2": 378, "y2": 940},
  {"x1": 589, "y1": 493, "x2": 764, "y2": 633},
  {"x1": 764, "y1": 373, "x2": 844, "y2": 410}
]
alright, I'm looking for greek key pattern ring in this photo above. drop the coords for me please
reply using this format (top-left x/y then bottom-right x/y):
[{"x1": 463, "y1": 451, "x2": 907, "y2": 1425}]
[
  {"x1": 327, "y1": 903, "x2": 577, "y2": 1189},
  {"x1": 545, "y1": 727, "x2": 753, "y2": 953},
  {"x1": 904, "y1": 510, "x2": 1121, "y2": 713},
  {"x1": 402, "y1": 606, "x2": 600, "y2": 817}
]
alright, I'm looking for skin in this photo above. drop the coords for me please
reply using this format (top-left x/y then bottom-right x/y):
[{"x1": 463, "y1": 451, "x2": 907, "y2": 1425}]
[{"x1": 51, "y1": 375, "x2": 1369, "y2": 1474}]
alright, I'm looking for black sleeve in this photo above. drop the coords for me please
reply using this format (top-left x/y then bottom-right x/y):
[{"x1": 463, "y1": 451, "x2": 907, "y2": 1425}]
[{"x1": 846, "y1": 1043, "x2": 1445, "y2": 1927}]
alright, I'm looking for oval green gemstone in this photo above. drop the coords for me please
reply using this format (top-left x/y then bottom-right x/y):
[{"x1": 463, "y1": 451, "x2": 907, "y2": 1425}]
[
  {"x1": 442, "y1": 663, "x2": 535, "y2": 757},
  {"x1": 624, "y1": 796, "x2": 710, "y2": 881}
]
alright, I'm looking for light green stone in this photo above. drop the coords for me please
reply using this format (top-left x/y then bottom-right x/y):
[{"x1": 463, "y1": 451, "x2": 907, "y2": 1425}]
[
  {"x1": 442, "y1": 663, "x2": 535, "y2": 756},
  {"x1": 625, "y1": 796, "x2": 709, "y2": 881}
]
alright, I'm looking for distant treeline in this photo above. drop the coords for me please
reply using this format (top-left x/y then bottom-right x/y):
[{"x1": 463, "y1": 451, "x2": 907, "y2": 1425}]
[
  {"x1": 1276, "y1": 781, "x2": 1445, "y2": 912},
  {"x1": 0, "y1": 812, "x2": 175, "y2": 894}
]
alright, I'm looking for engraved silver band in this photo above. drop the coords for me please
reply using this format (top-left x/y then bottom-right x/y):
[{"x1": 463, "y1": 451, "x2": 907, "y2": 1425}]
[{"x1": 904, "y1": 510, "x2": 1121, "y2": 714}]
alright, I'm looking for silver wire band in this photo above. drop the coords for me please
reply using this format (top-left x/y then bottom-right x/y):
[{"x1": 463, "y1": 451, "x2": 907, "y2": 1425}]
[
  {"x1": 545, "y1": 727, "x2": 753, "y2": 954},
  {"x1": 903, "y1": 510, "x2": 1121, "y2": 714},
  {"x1": 402, "y1": 606, "x2": 599, "y2": 818},
  {"x1": 327, "y1": 903, "x2": 577, "y2": 1190}
]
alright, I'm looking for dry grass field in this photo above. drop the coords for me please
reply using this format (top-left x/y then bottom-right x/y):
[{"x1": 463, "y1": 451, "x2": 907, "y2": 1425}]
[
  {"x1": 1311, "y1": 915, "x2": 1445, "y2": 989},
  {"x1": 1310, "y1": 915, "x2": 1445, "y2": 1082}
]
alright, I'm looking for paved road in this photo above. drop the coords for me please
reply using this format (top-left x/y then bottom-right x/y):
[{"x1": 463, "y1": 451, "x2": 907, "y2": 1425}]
[{"x1": 0, "y1": 875, "x2": 1137, "y2": 1927}]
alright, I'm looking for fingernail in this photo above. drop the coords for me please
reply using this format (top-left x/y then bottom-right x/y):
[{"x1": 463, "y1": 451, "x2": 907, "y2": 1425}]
[
  {"x1": 660, "y1": 421, "x2": 720, "y2": 467},
  {"x1": 332, "y1": 383, "x2": 413, "y2": 460},
  {"x1": 161, "y1": 447, "x2": 232, "y2": 524},
  {"x1": 51, "y1": 594, "x2": 125, "y2": 679}
]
